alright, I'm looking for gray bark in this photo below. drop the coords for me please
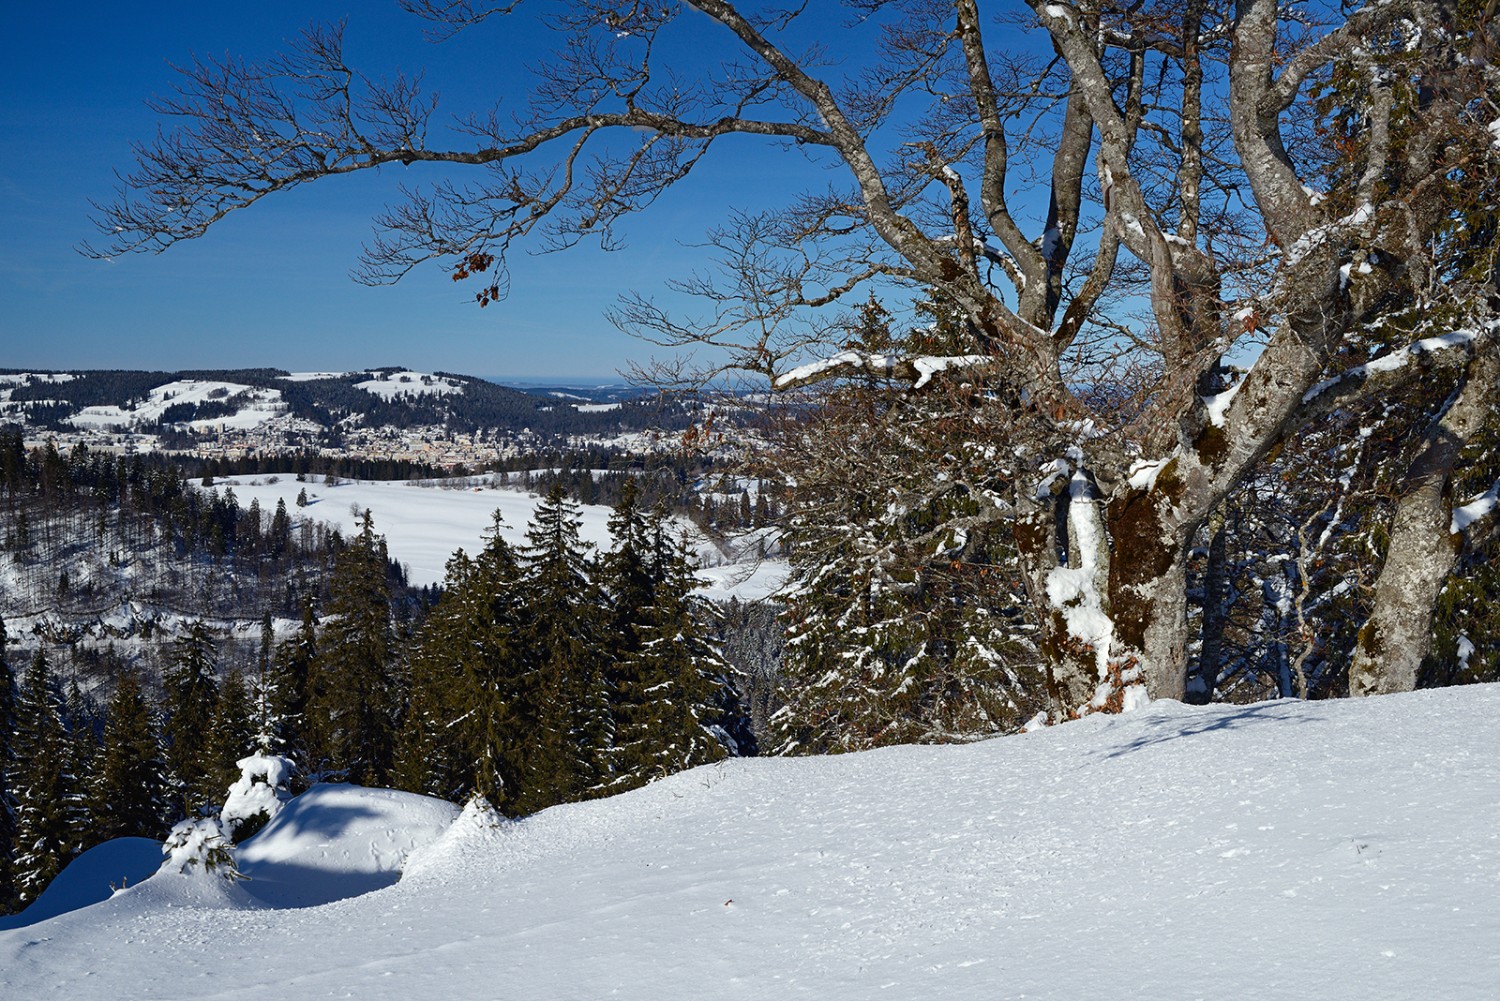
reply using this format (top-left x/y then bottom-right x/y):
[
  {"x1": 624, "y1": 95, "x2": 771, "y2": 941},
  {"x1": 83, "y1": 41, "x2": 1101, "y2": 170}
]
[{"x1": 1349, "y1": 346, "x2": 1500, "y2": 696}]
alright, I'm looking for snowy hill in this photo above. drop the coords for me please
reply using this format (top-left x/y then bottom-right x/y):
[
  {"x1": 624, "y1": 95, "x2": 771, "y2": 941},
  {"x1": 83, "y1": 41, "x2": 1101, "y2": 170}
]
[
  {"x1": 67, "y1": 379, "x2": 287, "y2": 431},
  {"x1": 3, "y1": 686, "x2": 1496, "y2": 1000}
]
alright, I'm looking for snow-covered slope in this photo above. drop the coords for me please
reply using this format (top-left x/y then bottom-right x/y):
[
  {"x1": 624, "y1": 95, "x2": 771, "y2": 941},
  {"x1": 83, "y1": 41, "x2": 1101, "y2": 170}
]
[
  {"x1": 354, "y1": 371, "x2": 464, "y2": 399},
  {"x1": 0, "y1": 838, "x2": 160, "y2": 931},
  {"x1": 4, "y1": 687, "x2": 1496, "y2": 1000},
  {"x1": 67, "y1": 379, "x2": 285, "y2": 430}
]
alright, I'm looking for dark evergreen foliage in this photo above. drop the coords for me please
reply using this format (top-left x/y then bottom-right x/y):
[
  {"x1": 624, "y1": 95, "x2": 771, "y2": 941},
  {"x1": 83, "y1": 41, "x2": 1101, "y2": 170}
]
[
  {"x1": 90, "y1": 668, "x2": 169, "y2": 842},
  {"x1": 397, "y1": 485, "x2": 743, "y2": 815},
  {"x1": 162, "y1": 622, "x2": 221, "y2": 814},
  {"x1": 10, "y1": 651, "x2": 74, "y2": 904},
  {"x1": 512, "y1": 485, "x2": 610, "y2": 812},
  {"x1": 203, "y1": 670, "x2": 256, "y2": 799},
  {"x1": 399, "y1": 517, "x2": 530, "y2": 807},
  {"x1": 308, "y1": 513, "x2": 399, "y2": 786},
  {"x1": 0, "y1": 618, "x2": 17, "y2": 913}
]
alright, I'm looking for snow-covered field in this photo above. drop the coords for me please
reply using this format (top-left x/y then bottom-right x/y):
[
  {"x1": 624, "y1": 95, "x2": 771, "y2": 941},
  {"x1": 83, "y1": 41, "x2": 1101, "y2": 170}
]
[
  {"x1": 66, "y1": 380, "x2": 286, "y2": 431},
  {"x1": 3, "y1": 686, "x2": 1496, "y2": 999},
  {"x1": 218, "y1": 475, "x2": 787, "y2": 599},
  {"x1": 353, "y1": 371, "x2": 465, "y2": 399}
]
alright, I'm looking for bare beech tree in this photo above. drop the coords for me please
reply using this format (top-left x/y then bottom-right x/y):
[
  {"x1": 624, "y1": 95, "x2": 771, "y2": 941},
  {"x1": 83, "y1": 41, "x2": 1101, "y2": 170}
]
[{"x1": 91, "y1": 0, "x2": 1500, "y2": 715}]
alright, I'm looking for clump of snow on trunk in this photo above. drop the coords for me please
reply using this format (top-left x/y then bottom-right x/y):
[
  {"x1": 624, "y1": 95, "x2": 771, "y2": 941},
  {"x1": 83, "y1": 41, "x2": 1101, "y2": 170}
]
[
  {"x1": 220, "y1": 754, "x2": 296, "y2": 843},
  {"x1": 1044, "y1": 466, "x2": 1149, "y2": 716},
  {"x1": 1045, "y1": 471, "x2": 1113, "y2": 672}
]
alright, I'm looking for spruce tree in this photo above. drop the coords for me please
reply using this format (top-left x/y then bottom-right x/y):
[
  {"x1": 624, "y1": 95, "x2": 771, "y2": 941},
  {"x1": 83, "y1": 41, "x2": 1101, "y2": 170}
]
[
  {"x1": 309, "y1": 511, "x2": 397, "y2": 785},
  {"x1": 91, "y1": 668, "x2": 169, "y2": 841},
  {"x1": 11, "y1": 650, "x2": 73, "y2": 904},
  {"x1": 605, "y1": 507, "x2": 731, "y2": 792},
  {"x1": 202, "y1": 670, "x2": 256, "y2": 802},
  {"x1": 163, "y1": 621, "x2": 221, "y2": 816},
  {"x1": 251, "y1": 614, "x2": 278, "y2": 751},
  {"x1": 61, "y1": 679, "x2": 99, "y2": 855},
  {"x1": 396, "y1": 550, "x2": 477, "y2": 800},
  {"x1": 400, "y1": 514, "x2": 531, "y2": 809},
  {"x1": 514, "y1": 485, "x2": 609, "y2": 812},
  {"x1": 769, "y1": 294, "x2": 1042, "y2": 752},
  {"x1": 271, "y1": 597, "x2": 318, "y2": 763}
]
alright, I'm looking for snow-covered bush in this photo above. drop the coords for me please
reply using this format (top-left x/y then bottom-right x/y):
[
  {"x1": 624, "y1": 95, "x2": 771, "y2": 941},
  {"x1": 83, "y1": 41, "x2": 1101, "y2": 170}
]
[
  {"x1": 219, "y1": 753, "x2": 297, "y2": 843},
  {"x1": 160, "y1": 818, "x2": 242, "y2": 881}
]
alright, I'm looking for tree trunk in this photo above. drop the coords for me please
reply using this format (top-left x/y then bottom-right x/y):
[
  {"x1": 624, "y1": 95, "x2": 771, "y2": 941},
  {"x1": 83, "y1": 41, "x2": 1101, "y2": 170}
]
[
  {"x1": 1349, "y1": 347, "x2": 1498, "y2": 696},
  {"x1": 1104, "y1": 486, "x2": 1193, "y2": 703},
  {"x1": 1019, "y1": 465, "x2": 1194, "y2": 717},
  {"x1": 1190, "y1": 507, "x2": 1229, "y2": 704}
]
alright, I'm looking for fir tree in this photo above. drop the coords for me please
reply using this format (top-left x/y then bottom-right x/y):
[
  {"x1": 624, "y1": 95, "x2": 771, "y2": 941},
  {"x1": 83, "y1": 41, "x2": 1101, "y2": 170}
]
[
  {"x1": 309, "y1": 511, "x2": 397, "y2": 785},
  {"x1": 271, "y1": 597, "x2": 318, "y2": 763},
  {"x1": 202, "y1": 670, "x2": 256, "y2": 802},
  {"x1": 514, "y1": 485, "x2": 609, "y2": 812},
  {"x1": 251, "y1": 614, "x2": 278, "y2": 752},
  {"x1": 163, "y1": 621, "x2": 221, "y2": 815},
  {"x1": 91, "y1": 668, "x2": 169, "y2": 841},
  {"x1": 400, "y1": 514, "x2": 531, "y2": 809},
  {"x1": 604, "y1": 507, "x2": 731, "y2": 792},
  {"x1": 769, "y1": 295, "x2": 1042, "y2": 753},
  {"x1": 61, "y1": 679, "x2": 99, "y2": 855},
  {"x1": 11, "y1": 650, "x2": 73, "y2": 904}
]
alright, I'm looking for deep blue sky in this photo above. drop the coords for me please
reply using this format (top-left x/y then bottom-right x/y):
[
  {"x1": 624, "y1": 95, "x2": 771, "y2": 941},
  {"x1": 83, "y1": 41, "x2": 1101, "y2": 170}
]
[{"x1": 0, "y1": 3, "x2": 842, "y2": 380}]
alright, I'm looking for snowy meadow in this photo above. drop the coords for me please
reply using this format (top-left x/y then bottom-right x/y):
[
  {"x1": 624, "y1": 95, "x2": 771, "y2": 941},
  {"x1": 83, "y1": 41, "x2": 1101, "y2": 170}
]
[{"x1": 2, "y1": 685, "x2": 1495, "y2": 1000}]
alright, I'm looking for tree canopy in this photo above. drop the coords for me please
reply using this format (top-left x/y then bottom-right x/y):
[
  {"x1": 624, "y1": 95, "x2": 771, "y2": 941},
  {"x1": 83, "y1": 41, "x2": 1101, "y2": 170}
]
[{"x1": 91, "y1": 0, "x2": 1500, "y2": 715}]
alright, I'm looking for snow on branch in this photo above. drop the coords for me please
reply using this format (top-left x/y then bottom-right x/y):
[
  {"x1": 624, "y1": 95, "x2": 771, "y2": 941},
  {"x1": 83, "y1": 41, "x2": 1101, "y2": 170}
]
[
  {"x1": 1452, "y1": 479, "x2": 1500, "y2": 535},
  {"x1": 773, "y1": 351, "x2": 993, "y2": 391},
  {"x1": 1300, "y1": 325, "x2": 1492, "y2": 411}
]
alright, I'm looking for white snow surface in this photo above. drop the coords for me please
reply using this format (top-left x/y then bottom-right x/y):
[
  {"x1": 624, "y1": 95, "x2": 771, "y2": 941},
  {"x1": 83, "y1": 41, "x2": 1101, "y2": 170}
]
[
  {"x1": 5, "y1": 686, "x2": 1498, "y2": 999},
  {"x1": 1201, "y1": 375, "x2": 1243, "y2": 427},
  {"x1": 1451, "y1": 479, "x2": 1499, "y2": 533},
  {"x1": 216, "y1": 476, "x2": 786, "y2": 599},
  {"x1": 66, "y1": 379, "x2": 286, "y2": 430},
  {"x1": 773, "y1": 352, "x2": 988, "y2": 390},
  {"x1": 354, "y1": 371, "x2": 464, "y2": 399},
  {"x1": 234, "y1": 785, "x2": 460, "y2": 908},
  {"x1": 1302, "y1": 329, "x2": 1481, "y2": 404}
]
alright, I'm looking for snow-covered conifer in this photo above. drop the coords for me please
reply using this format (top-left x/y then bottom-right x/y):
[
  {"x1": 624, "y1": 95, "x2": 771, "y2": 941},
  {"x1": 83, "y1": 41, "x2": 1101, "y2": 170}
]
[
  {"x1": 159, "y1": 817, "x2": 241, "y2": 881},
  {"x1": 11, "y1": 650, "x2": 74, "y2": 903},
  {"x1": 219, "y1": 752, "x2": 296, "y2": 842}
]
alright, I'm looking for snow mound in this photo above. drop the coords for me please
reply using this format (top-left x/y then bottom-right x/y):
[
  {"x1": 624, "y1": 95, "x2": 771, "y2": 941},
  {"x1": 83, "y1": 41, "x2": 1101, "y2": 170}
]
[
  {"x1": 234, "y1": 784, "x2": 460, "y2": 908},
  {"x1": 0, "y1": 837, "x2": 160, "y2": 930},
  {"x1": 401, "y1": 796, "x2": 511, "y2": 884}
]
